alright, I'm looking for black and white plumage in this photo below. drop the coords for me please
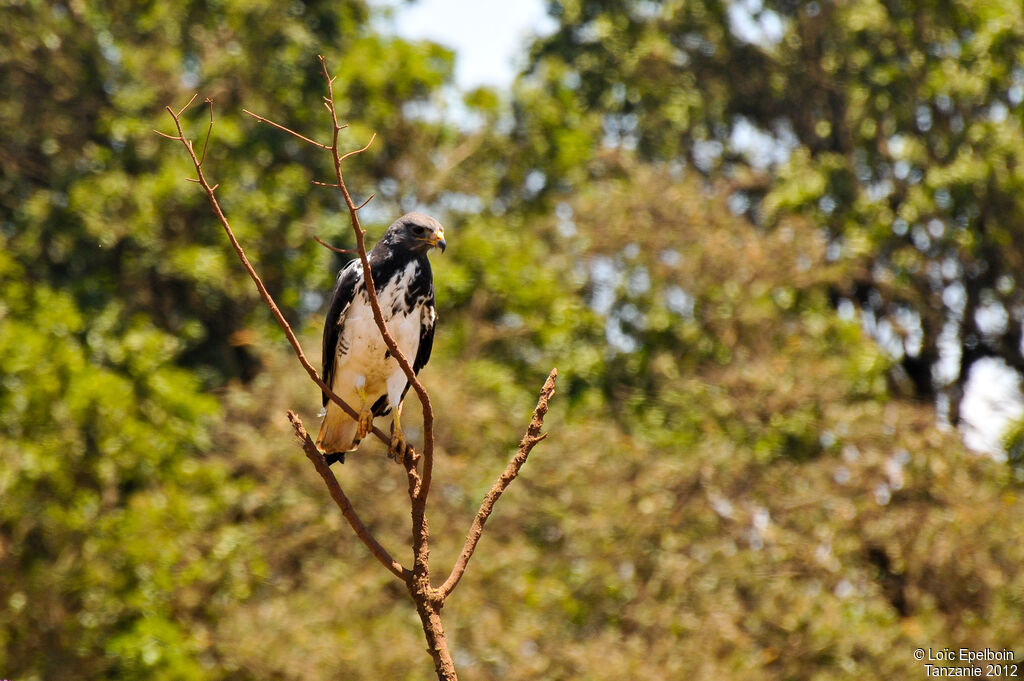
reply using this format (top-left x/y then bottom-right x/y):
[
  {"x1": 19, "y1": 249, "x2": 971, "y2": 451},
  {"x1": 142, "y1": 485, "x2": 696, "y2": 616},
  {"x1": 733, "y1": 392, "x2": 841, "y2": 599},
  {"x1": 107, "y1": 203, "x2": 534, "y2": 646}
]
[{"x1": 317, "y1": 212, "x2": 446, "y2": 464}]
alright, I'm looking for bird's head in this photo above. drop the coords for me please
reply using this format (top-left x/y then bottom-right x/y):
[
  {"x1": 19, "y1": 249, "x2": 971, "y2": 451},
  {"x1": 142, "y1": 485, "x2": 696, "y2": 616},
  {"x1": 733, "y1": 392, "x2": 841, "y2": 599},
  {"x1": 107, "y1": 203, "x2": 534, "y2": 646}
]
[{"x1": 383, "y1": 212, "x2": 446, "y2": 255}]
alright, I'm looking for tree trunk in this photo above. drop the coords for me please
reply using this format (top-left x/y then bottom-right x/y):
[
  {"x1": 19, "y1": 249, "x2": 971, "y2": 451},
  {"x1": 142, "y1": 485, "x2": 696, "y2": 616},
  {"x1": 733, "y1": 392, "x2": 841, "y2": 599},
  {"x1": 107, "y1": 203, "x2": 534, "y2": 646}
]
[{"x1": 411, "y1": 588, "x2": 458, "y2": 681}]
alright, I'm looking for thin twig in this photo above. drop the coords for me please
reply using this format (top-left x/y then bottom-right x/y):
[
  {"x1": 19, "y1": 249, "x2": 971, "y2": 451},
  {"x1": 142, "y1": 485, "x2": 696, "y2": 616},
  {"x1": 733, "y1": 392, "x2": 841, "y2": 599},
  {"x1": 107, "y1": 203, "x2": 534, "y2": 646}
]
[
  {"x1": 176, "y1": 92, "x2": 199, "y2": 118},
  {"x1": 339, "y1": 133, "x2": 377, "y2": 162},
  {"x1": 289, "y1": 411, "x2": 408, "y2": 580},
  {"x1": 314, "y1": 235, "x2": 358, "y2": 255},
  {"x1": 438, "y1": 369, "x2": 558, "y2": 599},
  {"x1": 354, "y1": 192, "x2": 375, "y2": 210},
  {"x1": 243, "y1": 108, "x2": 330, "y2": 149},
  {"x1": 199, "y1": 98, "x2": 215, "y2": 166}
]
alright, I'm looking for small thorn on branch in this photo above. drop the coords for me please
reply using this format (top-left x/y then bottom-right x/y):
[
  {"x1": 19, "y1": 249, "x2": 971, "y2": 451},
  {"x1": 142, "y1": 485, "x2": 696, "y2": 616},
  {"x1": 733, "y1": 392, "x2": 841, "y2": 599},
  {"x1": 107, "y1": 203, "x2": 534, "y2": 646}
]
[
  {"x1": 185, "y1": 177, "x2": 200, "y2": 183},
  {"x1": 355, "y1": 192, "x2": 375, "y2": 211}
]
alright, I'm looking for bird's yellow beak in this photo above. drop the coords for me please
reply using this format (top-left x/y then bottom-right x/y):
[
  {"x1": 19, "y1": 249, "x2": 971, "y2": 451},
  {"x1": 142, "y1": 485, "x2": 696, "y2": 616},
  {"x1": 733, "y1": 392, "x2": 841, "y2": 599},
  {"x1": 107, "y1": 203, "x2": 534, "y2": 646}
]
[{"x1": 433, "y1": 227, "x2": 446, "y2": 253}]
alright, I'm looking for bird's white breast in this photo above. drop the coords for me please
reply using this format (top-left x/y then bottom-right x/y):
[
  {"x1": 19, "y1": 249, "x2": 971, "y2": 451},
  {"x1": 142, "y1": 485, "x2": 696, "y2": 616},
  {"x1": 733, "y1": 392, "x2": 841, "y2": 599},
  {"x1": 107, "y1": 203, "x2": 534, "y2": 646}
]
[{"x1": 333, "y1": 260, "x2": 423, "y2": 393}]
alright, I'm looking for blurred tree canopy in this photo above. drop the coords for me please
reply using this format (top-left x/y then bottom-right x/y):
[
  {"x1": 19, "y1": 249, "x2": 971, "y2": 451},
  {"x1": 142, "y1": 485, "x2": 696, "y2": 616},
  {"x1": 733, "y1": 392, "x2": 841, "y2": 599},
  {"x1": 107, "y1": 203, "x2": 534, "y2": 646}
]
[
  {"x1": 2, "y1": 0, "x2": 1023, "y2": 679},
  {"x1": 0, "y1": 0, "x2": 458, "y2": 676},
  {"x1": 519, "y1": 0, "x2": 1024, "y2": 422},
  {"x1": 0, "y1": 0, "x2": 457, "y2": 381}
]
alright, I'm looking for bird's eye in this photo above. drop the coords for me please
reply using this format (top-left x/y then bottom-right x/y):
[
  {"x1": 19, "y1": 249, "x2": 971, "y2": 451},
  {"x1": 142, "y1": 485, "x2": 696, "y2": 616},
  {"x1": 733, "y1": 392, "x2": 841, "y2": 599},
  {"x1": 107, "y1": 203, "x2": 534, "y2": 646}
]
[{"x1": 412, "y1": 226, "x2": 427, "y2": 236}]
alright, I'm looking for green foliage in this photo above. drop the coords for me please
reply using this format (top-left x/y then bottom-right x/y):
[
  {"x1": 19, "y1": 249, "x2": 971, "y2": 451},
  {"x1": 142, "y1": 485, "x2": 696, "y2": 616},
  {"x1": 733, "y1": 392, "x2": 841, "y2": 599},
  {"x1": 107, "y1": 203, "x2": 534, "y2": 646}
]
[
  {"x1": 1002, "y1": 416, "x2": 1024, "y2": 480},
  {"x1": 0, "y1": 0, "x2": 455, "y2": 382},
  {"x1": 520, "y1": 0, "x2": 1024, "y2": 421},
  {"x1": 94, "y1": 170, "x2": 1019, "y2": 681},
  {"x1": 0, "y1": 249, "x2": 265, "y2": 680},
  {"x1": 0, "y1": 1, "x2": 457, "y2": 677}
]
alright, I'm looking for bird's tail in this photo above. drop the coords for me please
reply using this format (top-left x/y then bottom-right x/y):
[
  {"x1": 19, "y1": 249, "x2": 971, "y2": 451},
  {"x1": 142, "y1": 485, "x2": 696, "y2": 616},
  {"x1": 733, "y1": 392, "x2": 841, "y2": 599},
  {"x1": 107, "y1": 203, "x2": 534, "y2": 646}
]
[{"x1": 316, "y1": 402, "x2": 361, "y2": 455}]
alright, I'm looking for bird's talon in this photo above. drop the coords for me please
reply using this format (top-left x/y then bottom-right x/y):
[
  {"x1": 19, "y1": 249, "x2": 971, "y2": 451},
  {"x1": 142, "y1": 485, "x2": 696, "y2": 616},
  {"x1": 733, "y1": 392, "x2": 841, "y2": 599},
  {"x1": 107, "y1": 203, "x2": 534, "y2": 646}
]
[
  {"x1": 356, "y1": 408, "x2": 373, "y2": 440},
  {"x1": 388, "y1": 433, "x2": 408, "y2": 464}
]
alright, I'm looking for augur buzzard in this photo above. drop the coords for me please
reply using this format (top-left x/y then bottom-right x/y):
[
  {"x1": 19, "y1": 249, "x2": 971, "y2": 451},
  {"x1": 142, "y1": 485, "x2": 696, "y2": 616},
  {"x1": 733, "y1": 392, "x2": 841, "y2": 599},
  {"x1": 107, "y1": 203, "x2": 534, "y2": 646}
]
[{"x1": 317, "y1": 213, "x2": 446, "y2": 464}]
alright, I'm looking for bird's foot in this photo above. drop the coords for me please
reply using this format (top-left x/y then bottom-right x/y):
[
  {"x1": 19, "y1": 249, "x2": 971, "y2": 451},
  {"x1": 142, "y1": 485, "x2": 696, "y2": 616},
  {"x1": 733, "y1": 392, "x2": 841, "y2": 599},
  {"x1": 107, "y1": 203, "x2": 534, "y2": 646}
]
[
  {"x1": 388, "y1": 426, "x2": 409, "y2": 465},
  {"x1": 356, "y1": 407, "x2": 373, "y2": 441}
]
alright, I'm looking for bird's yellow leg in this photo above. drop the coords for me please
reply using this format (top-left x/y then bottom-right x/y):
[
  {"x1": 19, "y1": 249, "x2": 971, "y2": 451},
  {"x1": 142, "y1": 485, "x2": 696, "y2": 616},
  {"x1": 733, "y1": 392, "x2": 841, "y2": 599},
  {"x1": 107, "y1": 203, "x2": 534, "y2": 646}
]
[
  {"x1": 388, "y1": 400, "x2": 407, "y2": 463},
  {"x1": 355, "y1": 387, "x2": 373, "y2": 441}
]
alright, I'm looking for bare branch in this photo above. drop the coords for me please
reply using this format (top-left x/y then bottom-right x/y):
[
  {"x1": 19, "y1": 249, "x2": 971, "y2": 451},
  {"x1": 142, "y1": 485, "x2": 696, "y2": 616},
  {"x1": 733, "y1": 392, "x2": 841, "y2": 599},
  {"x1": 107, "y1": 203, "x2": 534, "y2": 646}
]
[
  {"x1": 289, "y1": 411, "x2": 408, "y2": 580},
  {"x1": 339, "y1": 132, "x2": 377, "y2": 162},
  {"x1": 411, "y1": 594, "x2": 458, "y2": 680},
  {"x1": 175, "y1": 92, "x2": 199, "y2": 118},
  {"x1": 160, "y1": 61, "x2": 559, "y2": 681},
  {"x1": 314, "y1": 235, "x2": 358, "y2": 255},
  {"x1": 315, "y1": 59, "x2": 443, "y2": 607},
  {"x1": 243, "y1": 108, "x2": 330, "y2": 149},
  {"x1": 155, "y1": 99, "x2": 399, "y2": 452},
  {"x1": 199, "y1": 98, "x2": 215, "y2": 166},
  {"x1": 438, "y1": 369, "x2": 558, "y2": 599}
]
